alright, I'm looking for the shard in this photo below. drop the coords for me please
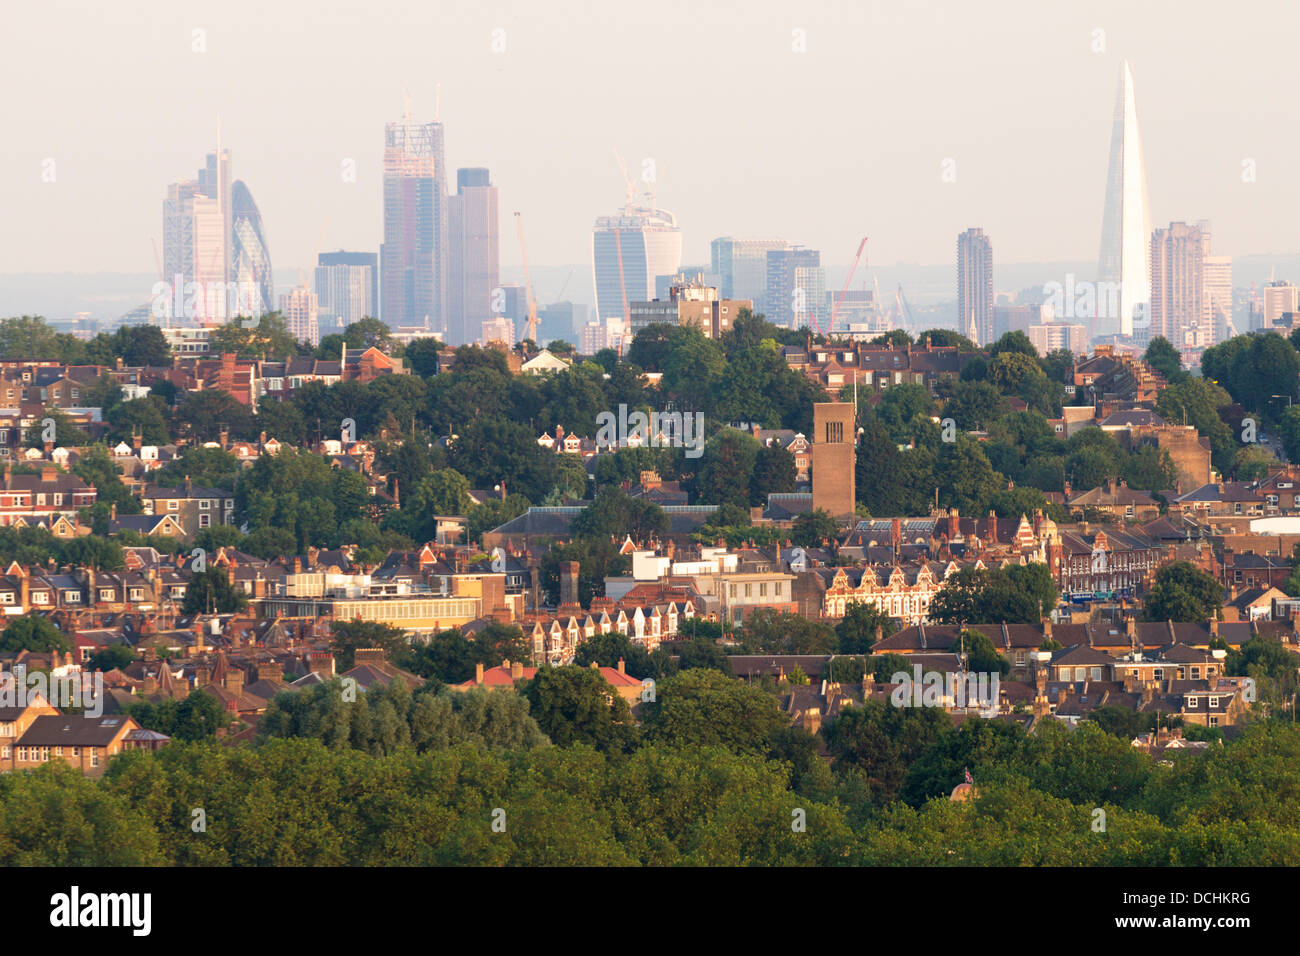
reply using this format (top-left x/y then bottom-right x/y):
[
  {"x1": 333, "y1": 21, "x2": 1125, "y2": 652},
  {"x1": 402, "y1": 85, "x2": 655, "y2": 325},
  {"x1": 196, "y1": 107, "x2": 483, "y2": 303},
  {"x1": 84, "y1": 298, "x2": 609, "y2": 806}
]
[{"x1": 1096, "y1": 60, "x2": 1152, "y2": 341}]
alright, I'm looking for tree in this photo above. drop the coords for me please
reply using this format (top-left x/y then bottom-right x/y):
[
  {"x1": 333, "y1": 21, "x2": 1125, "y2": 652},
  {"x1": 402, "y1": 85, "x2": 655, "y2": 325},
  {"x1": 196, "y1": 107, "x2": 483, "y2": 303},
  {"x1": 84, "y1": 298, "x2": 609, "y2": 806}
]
[
  {"x1": 329, "y1": 621, "x2": 410, "y2": 671},
  {"x1": 955, "y1": 628, "x2": 1011, "y2": 677},
  {"x1": 1155, "y1": 378, "x2": 1236, "y2": 474},
  {"x1": 836, "y1": 601, "x2": 898, "y2": 653},
  {"x1": 0, "y1": 616, "x2": 69, "y2": 653},
  {"x1": 181, "y1": 567, "x2": 249, "y2": 615},
  {"x1": 791, "y1": 508, "x2": 838, "y2": 547},
  {"x1": 573, "y1": 632, "x2": 660, "y2": 680},
  {"x1": 1141, "y1": 561, "x2": 1224, "y2": 622},
  {"x1": 737, "y1": 609, "x2": 835, "y2": 655},
  {"x1": 642, "y1": 669, "x2": 789, "y2": 755},
  {"x1": 989, "y1": 331, "x2": 1038, "y2": 358},
  {"x1": 570, "y1": 488, "x2": 668, "y2": 543},
  {"x1": 519, "y1": 665, "x2": 638, "y2": 753},
  {"x1": 207, "y1": 311, "x2": 302, "y2": 360},
  {"x1": 692, "y1": 429, "x2": 762, "y2": 508},
  {"x1": 1144, "y1": 337, "x2": 1187, "y2": 384},
  {"x1": 928, "y1": 565, "x2": 1050, "y2": 625},
  {"x1": 87, "y1": 644, "x2": 137, "y2": 672}
]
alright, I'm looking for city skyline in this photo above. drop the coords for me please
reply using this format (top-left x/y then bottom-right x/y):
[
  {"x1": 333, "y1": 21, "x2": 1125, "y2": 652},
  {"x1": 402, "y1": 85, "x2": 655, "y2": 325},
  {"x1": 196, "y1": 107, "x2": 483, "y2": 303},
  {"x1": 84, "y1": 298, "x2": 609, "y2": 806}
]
[{"x1": 6, "y1": 0, "x2": 1298, "y2": 288}]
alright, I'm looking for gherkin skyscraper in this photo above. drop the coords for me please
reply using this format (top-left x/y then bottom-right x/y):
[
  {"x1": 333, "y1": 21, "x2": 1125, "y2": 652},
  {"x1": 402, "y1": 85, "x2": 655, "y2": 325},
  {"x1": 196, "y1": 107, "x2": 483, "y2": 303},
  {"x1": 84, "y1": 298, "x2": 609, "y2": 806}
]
[{"x1": 1096, "y1": 60, "x2": 1152, "y2": 342}]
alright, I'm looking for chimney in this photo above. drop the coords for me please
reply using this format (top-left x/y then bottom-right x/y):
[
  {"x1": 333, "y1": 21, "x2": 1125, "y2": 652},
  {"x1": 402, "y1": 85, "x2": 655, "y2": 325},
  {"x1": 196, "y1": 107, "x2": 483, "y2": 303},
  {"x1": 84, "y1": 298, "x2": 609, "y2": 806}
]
[
  {"x1": 475, "y1": 661, "x2": 485, "y2": 685},
  {"x1": 510, "y1": 659, "x2": 524, "y2": 680},
  {"x1": 41, "y1": 466, "x2": 57, "y2": 483},
  {"x1": 560, "y1": 560, "x2": 580, "y2": 609},
  {"x1": 617, "y1": 657, "x2": 626, "y2": 675},
  {"x1": 308, "y1": 652, "x2": 335, "y2": 679},
  {"x1": 225, "y1": 667, "x2": 244, "y2": 697},
  {"x1": 184, "y1": 475, "x2": 192, "y2": 495},
  {"x1": 1056, "y1": 687, "x2": 1067, "y2": 706}
]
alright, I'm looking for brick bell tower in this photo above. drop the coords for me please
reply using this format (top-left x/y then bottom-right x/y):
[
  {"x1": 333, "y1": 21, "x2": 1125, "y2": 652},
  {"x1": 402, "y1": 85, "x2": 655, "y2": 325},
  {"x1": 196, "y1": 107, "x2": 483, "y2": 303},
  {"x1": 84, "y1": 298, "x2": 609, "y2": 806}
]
[{"x1": 811, "y1": 401, "x2": 856, "y2": 520}]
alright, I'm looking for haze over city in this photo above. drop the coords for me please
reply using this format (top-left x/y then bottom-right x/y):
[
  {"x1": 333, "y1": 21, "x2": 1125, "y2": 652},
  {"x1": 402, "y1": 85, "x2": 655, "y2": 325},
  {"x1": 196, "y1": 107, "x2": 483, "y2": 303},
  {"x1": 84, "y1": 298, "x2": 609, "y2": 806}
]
[{"x1": 4, "y1": 0, "x2": 1298, "y2": 291}]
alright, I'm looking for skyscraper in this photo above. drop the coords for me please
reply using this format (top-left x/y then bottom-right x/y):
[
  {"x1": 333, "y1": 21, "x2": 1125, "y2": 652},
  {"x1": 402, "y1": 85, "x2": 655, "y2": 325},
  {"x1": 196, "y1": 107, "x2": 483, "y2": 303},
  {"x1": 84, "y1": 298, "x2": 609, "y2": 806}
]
[
  {"x1": 1263, "y1": 281, "x2": 1300, "y2": 328},
  {"x1": 765, "y1": 247, "x2": 822, "y2": 328},
  {"x1": 1150, "y1": 221, "x2": 1229, "y2": 351},
  {"x1": 279, "y1": 285, "x2": 320, "y2": 346},
  {"x1": 162, "y1": 147, "x2": 270, "y2": 325},
  {"x1": 592, "y1": 203, "x2": 681, "y2": 324},
  {"x1": 956, "y1": 228, "x2": 993, "y2": 345},
  {"x1": 199, "y1": 148, "x2": 232, "y2": 287},
  {"x1": 382, "y1": 113, "x2": 448, "y2": 332},
  {"x1": 230, "y1": 180, "x2": 272, "y2": 318},
  {"x1": 446, "y1": 167, "x2": 499, "y2": 346},
  {"x1": 711, "y1": 237, "x2": 788, "y2": 315},
  {"x1": 162, "y1": 180, "x2": 225, "y2": 323},
  {"x1": 1097, "y1": 60, "x2": 1153, "y2": 341},
  {"x1": 315, "y1": 251, "x2": 378, "y2": 335}
]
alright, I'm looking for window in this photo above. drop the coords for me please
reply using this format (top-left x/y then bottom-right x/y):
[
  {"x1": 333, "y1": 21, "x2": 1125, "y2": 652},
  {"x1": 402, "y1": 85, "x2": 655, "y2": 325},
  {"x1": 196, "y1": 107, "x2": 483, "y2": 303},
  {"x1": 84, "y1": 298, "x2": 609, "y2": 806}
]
[
  {"x1": 1209, "y1": 716, "x2": 1219, "y2": 727},
  {"x1": 199, "y1": 514, "x2": 211, "y2": 528},
  {"x1": 759, "y1": 582, "x2": 767, "y2": 597},
  {"x1": 54, "y1": 746, "x2": 62, "y2": 757},
  {"x1": 1209, "y1": 696, "x2": 1219, "y2": 707},
  {"x1": 1191, "y1": 667, "x2": 1201, "y2": 679},
  {"x1": 167, "y1": 499, "x2": 179, "y2": 510},
  {"x1": 1, "y1": 745, "x2": 9, "y2": 758},
  {"x1": 16, "y1": 747, "x2": 25, "y2": 761},
  {"x1": 744, "y1": 583, "x2": 752, "y2": 598},
  {"x1": 774, "y1": 582, "x2": 782, "y2": 597},
  {"x1": 200, "y1": 499, "x2": 211, "y2": 510},
  {"x1": 71, "y1": 746, "x2": 79, "y2": 757},
  {"x1": 40, "y1": 747, "x2": 49, "y2": 761},
  {"x1": 90, "y1": 751, "x2": 99, "y2": 767},
  {"x1": 0, "y1": 593, "x2": 11, "y2": 605}
]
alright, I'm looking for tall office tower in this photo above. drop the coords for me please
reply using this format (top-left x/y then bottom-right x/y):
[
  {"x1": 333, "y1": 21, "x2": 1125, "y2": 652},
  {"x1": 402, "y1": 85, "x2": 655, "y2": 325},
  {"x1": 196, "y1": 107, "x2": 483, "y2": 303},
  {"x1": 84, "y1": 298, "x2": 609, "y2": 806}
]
[
  {"x1": 162, "y1": 181, "x2": 226, "y2": 324},
  {"x1": 765, "y1": 247, "x2": 822, "y2": 328},
  {"x1": 1097, "y1": 60, "x2": 1153, "y2": 341},
  {"x1": 382, "y1": 114, "x2": 448, "y2": 332},
  {"x1": 792, "y1": 265, "x2": 827, "y2": 330},
  {"x1": 592, "y1": 200, "x2": 682, "y2": 324},
  {"x1": 956, "y1": 228, "x2": 994, "y2": 345},
  {"x1": 537, "y1": 301, "x2": 588, "y2": 345},
  {"x1": 711, "y1": 238, "x2": 788, "y2": 315},
  {"x1": 498, "y1": 284, "x2": 530, "y2": 328},
  {"x1": 446, "y1": 167, "x2": 500, "y2": 346},
  {"x1": 1204, "y1": 249, "x2": 1234, "y2": 343},
  {"x1": 198, "y1": 148, "x2": 232, "y2": 287},
  {"x1": 315, "y1": 251, "x2": 378, "y2": 335},
  {"x1": 1150, "y1": 222, "x2": 1219, "y2": 350},
  {"x1": 1263, "y1": 281, "x2": 1299, "y2": 327},
  {"x1": 279, "y1": 285, "x2": 320, "y2": 347},
  {"x1": 230, "y1": 180, "x2": 273, "y2": 318}
]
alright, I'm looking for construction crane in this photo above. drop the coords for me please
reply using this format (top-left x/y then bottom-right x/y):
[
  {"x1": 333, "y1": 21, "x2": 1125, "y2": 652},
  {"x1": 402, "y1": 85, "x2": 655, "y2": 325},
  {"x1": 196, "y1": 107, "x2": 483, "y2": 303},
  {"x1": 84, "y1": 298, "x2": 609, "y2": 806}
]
[
  {"x1": 514, "y1": 211, "x2": 539, "y2": 345},
  {"x1": 829, "y1": 236, "x2": 869, "y2": 332},
  {"x1": 895, "y1": 285, "x2": 918, "y2": 329}
]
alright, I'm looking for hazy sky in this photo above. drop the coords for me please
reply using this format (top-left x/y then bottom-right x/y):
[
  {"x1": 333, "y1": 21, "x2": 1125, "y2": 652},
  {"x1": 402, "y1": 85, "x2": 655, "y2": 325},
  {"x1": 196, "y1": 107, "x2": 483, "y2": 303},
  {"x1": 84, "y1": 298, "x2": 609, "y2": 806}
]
[{"x1": 4, "y1": 0, "x2": 1298, "y2": 283}]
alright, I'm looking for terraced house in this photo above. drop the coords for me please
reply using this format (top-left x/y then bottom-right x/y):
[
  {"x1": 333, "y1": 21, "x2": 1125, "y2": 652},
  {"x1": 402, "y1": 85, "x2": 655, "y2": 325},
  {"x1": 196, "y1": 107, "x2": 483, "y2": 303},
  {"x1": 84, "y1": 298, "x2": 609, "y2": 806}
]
[{"x1": 0, "y1": 465, "x2": 97, "y2": 526}]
